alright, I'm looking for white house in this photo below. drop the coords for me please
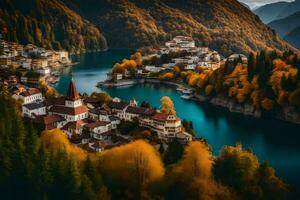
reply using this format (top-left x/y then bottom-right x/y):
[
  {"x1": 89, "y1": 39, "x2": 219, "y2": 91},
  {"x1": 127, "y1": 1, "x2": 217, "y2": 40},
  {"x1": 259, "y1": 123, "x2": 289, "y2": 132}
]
[
  {"x1": 22, "y1": 102, "x2": 46, "y2": 118},
  {"x1": 85, "y1": 121, "x2": 112, "y2": 140},
  {"x1": 37, "y1": 67, "x2": 51, "y2": 75},
  {"x1": 140, "y1": 113, "x2": 182, "y2": 139},
  {"x1": 18, "y1": 88, "x2": 43, "y2": 104}
]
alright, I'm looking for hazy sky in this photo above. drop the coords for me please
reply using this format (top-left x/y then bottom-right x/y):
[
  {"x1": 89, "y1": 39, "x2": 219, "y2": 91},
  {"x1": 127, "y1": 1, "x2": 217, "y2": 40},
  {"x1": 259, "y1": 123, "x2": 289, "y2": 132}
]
[{"x1": 239, "y1": 0, "x2": 293, "y2": 8}]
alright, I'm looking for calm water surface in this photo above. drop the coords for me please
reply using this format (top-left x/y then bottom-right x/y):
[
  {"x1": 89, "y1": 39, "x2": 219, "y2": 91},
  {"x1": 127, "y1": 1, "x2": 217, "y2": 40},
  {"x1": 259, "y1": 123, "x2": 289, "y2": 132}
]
[{"x1": 55, "y1": 51, "x2": 300, "y2": 192}]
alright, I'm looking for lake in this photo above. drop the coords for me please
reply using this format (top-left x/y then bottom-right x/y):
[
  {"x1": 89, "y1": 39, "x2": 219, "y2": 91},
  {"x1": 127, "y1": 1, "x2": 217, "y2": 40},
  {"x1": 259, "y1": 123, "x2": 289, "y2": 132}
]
[{"x1": 55, "y1": 50, "x2": 300, "y2": 194}]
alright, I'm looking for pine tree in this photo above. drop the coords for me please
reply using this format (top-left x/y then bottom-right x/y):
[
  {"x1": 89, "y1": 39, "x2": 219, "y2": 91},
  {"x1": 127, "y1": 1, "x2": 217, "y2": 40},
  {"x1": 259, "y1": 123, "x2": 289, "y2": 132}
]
[{"x1": 247, "y1": 52, "x2": 256, "y2": 81}]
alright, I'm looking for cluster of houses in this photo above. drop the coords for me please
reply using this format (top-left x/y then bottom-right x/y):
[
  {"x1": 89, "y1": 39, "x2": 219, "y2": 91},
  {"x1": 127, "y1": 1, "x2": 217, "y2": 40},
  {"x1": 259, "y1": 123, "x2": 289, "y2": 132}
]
[
  {"x1": 149, "y1": 36, "x2": 223, "y2": 71},
  {"x1": 108, "y1": 36, "x2": 225, "y2": 81},
  {"x1": 0, "y1": 39, "x2": 71, "y2": 86},
  {"x1": 12, "y1": 79, "x2": 192, "y2": 152}
]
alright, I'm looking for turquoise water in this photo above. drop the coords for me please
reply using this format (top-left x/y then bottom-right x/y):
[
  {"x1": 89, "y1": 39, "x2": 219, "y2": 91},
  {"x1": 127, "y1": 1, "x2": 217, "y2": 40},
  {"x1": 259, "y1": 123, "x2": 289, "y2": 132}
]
[{"x1": 55, "y1": 51, "x2": 300, "y2": 193}]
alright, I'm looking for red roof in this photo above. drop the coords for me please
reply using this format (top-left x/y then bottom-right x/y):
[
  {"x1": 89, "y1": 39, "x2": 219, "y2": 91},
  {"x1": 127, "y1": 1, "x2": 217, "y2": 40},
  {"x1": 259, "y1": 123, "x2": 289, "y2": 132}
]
[
  {"x1": 84, "y1": 121, "x2": 110, "y2": 129},
  {"x1": 62, "y1": 120, "x2": 85, "y2": 130},
  {"x1": 34, "y1": 114, "x2": 65, "y2": 124},
  {"x1": 152, "y1": 113, "x2": 180, "y2": 122},
  {"x1": 49, "y1": 105, "x2": 88, "y2": 115},
  {"x1": 152, "y1": 113, "x2": 169, "y2": 121},
  {"x1": 20, "y1": 88, "x2": 40, "y2": 97},
  {"x1": 66, "y1": 79, "x2": 80, "y2": 100}
]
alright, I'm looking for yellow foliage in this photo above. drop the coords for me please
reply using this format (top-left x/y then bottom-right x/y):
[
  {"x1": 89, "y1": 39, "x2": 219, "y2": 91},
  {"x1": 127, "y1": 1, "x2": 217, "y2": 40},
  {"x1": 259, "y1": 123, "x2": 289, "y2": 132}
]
[
  {"x1": 41, "y1": 129, "x2": 87, "y2": 163},
  {"x1": 99, "y1": 140, "x2": 164, "y2": 189},
  {"x1": 173, "y1": 141, "x2": 212, "y2": 180},
  {"x1": 161, "y1": 96, "x2": 176, "y2": 115}
]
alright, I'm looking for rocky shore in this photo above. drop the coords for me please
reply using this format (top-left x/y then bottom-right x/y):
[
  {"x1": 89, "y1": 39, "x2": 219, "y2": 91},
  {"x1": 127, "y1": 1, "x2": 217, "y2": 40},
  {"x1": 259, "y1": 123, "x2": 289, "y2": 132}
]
[{"x1": 97, "y1": 78, "x2": 300, "y2": 125}]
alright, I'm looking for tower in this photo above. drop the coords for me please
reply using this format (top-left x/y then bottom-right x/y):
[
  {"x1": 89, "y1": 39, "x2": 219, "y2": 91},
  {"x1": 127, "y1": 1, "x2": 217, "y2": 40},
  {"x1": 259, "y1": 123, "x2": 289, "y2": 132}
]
[{"x1": 65, "y1": 79, "x2": 82, "y2": 108}]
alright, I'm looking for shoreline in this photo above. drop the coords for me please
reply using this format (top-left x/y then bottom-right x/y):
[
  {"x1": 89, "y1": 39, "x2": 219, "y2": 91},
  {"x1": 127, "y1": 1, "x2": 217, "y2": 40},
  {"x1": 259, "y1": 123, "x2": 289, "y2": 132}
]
[{"x1": 97, "y1": 78, "x2": 300, "y2": 126}]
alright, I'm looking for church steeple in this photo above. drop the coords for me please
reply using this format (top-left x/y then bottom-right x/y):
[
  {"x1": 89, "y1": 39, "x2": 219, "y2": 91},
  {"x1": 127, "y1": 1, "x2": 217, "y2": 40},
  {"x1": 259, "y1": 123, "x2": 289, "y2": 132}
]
[{"x1": 66, "y1": 79, "x2": 80, "y2": 100}]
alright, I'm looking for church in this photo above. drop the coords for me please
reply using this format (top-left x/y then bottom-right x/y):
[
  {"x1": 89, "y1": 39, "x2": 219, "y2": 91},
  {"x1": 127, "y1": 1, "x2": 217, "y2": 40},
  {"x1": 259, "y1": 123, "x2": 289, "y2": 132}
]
[{"x1": 34, "y1": 79, "x2": 89, "y2": 137}]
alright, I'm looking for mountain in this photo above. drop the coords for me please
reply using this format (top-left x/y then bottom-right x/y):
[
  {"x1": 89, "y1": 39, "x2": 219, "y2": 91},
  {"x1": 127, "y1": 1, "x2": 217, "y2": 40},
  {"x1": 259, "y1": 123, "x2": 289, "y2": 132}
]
[
  {"x1": 63, "y1": 0, "x2": 292, "y2": 56},
  {"x1": 285, "y1": 26, "x2": 300, "y2": 49},
  {"x1": 254, "y1": 0, "x2": 300, "y2": 24},
  {"x1": 268, "y1": 11, "x2": 300, "y2": 37},
  {"x1": 0, "y1": 0, "x2": 295, "y2": 56},
  {"x1": 0, "y1": 0, "x2": 107, "y2": 53},
  {"x1": 239, "y1": 2, "x2": 251, "y2": 10},
  {"x1": 254, "y1": 1, "x2": 290, "y2": 24}
]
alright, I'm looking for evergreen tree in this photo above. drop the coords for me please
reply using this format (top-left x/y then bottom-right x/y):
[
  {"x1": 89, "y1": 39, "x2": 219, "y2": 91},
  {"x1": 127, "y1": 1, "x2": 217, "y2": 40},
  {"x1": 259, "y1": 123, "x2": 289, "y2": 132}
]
[{"x1": 247, "y1": 52, "x2": 256, "y2": 81}]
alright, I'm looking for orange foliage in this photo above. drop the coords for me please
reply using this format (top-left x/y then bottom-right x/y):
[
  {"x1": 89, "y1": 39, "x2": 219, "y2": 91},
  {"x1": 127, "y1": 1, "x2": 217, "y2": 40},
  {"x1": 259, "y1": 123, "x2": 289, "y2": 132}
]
[
  {"x1": 112, "y1": 59, "x2": 137, "y2": 73},
  {"x1": 261, "y1": 98, "x2": 274, "y2": 110},
  {"x1": 130, "y1": 52, "x2": 142, "y2": 67},
  {"x1": 273, "y1": 59, "x2": 286, "y2": 71},
  {"x1": 159, "y1": 72, "x2": 175, "y2": 80}
]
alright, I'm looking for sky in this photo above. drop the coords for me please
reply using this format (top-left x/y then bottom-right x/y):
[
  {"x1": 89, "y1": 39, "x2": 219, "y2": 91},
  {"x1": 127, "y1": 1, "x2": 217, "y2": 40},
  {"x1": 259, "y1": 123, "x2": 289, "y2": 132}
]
[{"x1": 239, "y1": 0, "x2": 293, "y2": 8}]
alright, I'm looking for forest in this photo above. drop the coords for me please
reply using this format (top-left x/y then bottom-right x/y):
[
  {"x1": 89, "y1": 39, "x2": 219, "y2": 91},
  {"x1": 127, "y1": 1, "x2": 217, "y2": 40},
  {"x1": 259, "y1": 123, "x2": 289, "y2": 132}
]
[
  {"x1": 0, "y1": 90, "x2": 288, "y2": 200},
  {"x1": 0, "y1": 0, "x2": 107, "y2": 53}
]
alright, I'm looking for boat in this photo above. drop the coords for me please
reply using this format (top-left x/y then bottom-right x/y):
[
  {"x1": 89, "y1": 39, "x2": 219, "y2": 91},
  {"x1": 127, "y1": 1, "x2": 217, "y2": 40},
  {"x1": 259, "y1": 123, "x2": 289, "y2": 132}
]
[
  {"x1": 181, "y1": 94, "x2": 193, "y2": 100},
  {"x1": 182, "y1": 88, "x2": 195, "y2": 95}
]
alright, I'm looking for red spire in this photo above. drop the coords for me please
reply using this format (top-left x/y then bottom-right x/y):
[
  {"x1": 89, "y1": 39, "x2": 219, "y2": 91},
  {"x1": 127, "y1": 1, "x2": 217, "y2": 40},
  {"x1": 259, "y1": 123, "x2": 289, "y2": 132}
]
[{"x1": 66, "y1": 79, "x2": 80, "y2": 100}]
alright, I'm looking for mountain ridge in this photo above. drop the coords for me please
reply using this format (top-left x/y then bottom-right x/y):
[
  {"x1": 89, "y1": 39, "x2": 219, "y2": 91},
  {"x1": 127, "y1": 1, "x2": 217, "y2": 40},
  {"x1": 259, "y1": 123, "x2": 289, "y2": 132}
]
[{"x1": 0, "y1": 0, "x2": 295, "y2": 56}]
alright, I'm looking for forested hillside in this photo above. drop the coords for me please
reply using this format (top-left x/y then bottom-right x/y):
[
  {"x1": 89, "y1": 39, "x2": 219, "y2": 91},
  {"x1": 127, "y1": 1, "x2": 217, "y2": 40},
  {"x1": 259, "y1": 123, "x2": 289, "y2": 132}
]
[
  {"x1": 0, "y1": 0, "x2": 295, "y2": 56},
  {"x1": 63, "y1": 0, "x2": 293, "y2": 56},
  {"x1": 0, "y1": 0, "x2": 107, "y2": 53}
]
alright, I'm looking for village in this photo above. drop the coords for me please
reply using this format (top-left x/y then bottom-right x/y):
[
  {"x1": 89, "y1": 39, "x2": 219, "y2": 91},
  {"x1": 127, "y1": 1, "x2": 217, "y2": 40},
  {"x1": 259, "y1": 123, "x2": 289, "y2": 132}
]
[
  {"x1": 104, "y1": 36, "x2": 248, "y2": 80},
  {"x1": 0, "y1": 36, "x2": 251, "y2": 153},
  {"x1": 0, "y1": 38, "x2": 72, "y2": 88},
  {"x1": 0, "y1": 38, "x2": 194, "y2": 153},
  {"x1": 11, "y1": 79, "x2": 193, "y2": 152}
]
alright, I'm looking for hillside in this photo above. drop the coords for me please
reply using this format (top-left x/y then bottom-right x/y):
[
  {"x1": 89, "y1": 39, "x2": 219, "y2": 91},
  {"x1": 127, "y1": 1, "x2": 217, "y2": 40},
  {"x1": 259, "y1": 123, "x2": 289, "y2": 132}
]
[
  {"x1": 0, "y1": 0, "x2": 295, "y2": 56},
  {"x1": 0, "y1": 0, "x2": 107, "y2": 53},
  {"x1": 268, "y1": 11, "x2": 300, "y2": 38},
  {"x1": 63, "y1": 0, "x2": 292, "y2": 57},
  {"x1": 285, "y1": 26, "x2": 300, "y2": 49},
  {"x1": 254, "y1": 1, "x2": 290, "y2": 24}
]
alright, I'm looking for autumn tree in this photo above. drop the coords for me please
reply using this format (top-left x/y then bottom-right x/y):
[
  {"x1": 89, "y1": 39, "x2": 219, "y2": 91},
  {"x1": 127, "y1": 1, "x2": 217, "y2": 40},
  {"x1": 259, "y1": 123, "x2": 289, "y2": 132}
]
[
  {"x1": 166, "y1": 142, "x2": 235, "y2": 200},
  {"x1": 161, "y1": 96, "x2": 176, "y2": 115},
  {"x1": 213, "y1": 144, "x2": 287, "y2": 200},
  {"x1": 98, "y1": 140, "x2": 165, "y2": 199}
]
